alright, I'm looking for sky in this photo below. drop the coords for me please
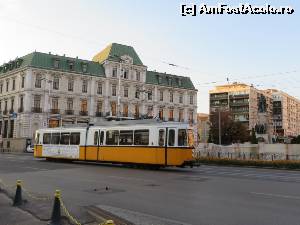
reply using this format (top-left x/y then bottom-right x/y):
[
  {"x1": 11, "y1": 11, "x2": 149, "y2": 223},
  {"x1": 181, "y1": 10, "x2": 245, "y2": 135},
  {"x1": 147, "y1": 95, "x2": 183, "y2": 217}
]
[{"x1": 0, "y1": 0, "x2": 299, "y2": 113}]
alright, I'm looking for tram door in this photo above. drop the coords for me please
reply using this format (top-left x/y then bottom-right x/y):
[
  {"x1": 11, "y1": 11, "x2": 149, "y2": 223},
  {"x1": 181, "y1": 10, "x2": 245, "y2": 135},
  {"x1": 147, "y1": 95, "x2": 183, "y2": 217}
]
[{"x1": 94, "y1": 130, "x2": 105, "y2": 161}]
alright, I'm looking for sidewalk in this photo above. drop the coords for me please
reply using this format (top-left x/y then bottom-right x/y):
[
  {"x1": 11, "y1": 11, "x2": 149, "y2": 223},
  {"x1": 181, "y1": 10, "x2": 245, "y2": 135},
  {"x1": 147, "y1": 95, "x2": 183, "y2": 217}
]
[{"x1": 0, "y1": 193, "x2": 47, "y2": 225}]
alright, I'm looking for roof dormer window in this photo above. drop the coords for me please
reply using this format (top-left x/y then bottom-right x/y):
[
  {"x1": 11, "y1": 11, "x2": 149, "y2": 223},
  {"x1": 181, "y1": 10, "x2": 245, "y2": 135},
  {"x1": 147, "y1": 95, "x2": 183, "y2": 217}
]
[
  {"x1": 53, "y1": 59, "x2": 60, "y2": 69},
  {"x1": 167, "y1": 77, "x2": 172, "y2": 86},
  {"x1": 82, "y1": 63, "x2": 88, "y2": 73},
  {"x1": 68, "y1": 61, "x2": 74, "y2": 71},
  {"x1": 178, "y1": 78, "x2": 182, "y2": 86},
  {"x1": 157, "y1": 75, "x2": 162, "y2": 84}
]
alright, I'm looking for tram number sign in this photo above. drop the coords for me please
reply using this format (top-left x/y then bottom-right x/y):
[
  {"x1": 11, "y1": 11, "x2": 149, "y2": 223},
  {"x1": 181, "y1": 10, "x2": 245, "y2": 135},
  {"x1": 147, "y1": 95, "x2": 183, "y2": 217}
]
[{"x1": 43, "y1": 145, "x2": 79, "y2": 159}]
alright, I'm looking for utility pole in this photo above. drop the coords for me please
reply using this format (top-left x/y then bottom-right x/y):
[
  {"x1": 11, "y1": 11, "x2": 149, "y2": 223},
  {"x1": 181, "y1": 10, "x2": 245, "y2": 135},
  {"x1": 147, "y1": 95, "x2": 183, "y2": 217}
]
[{"x1": 218, "y1": 110, "x2": 221, "y2": 145}]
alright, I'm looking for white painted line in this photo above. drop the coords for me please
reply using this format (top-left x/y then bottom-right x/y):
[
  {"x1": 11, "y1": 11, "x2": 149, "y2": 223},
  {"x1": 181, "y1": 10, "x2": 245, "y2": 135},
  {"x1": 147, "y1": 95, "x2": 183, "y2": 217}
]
[{"x1": 250, "y1": 192, "x2": 300, "y2": 200}]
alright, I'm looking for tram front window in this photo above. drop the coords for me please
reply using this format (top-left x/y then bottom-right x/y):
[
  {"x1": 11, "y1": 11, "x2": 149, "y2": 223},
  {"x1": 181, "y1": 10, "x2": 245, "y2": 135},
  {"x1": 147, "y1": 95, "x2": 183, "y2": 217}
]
[
  {"x1": 35, "y1": 132, "x2": 40, "y2": 144},
  {"x1": 43, "y1": 133, "x2": 51, "y2": 144},
  {"x1": 178, "y1": 129, "x2": 187, "y2": 146}
]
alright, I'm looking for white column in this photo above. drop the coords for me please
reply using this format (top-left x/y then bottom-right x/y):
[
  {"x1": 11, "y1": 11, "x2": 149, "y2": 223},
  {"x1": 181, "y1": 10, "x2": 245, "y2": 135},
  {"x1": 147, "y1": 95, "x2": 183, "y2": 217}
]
[
  {"x1": 89, "y1": 78, "x2": 95, "y2": 116},
  {"x1": 25, "y1": 69, "x2": 33, "y2": 90},
  {"x1": 24, "y1": 92, "x2": 31, "y2": 113}
]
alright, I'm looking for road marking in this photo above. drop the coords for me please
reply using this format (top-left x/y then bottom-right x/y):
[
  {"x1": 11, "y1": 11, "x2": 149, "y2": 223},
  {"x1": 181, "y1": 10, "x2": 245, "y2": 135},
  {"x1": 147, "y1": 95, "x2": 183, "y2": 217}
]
[{"x1": 250, "y1": 192, "x2": 300, "y2": 200}]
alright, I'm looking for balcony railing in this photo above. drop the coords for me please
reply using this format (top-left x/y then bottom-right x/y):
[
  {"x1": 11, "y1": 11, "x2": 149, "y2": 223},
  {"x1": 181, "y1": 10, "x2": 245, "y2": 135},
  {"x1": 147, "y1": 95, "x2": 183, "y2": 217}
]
[
  {"x1": 50, "y1": 109, "x2": 60, "y2": 114},
  {"x1": 18, "y1": 107, "x2": 24, "y2": 113},
  {"x1": 230, "y1": 101, "x2": 249, "y2": 106},
  {"x1": 210, "y1": 95, "x2": 228, "y2": 100},
  {"x1": 65, "y1": 109, "x2": 74, "y2": 115},
  {"x1": 95, "y1": 112, "x2": 103, "y2": 117},
  {"x1": 79, "y1": 111, "x2": 88, "y2": 116},
  {"x1": 32, "y1": 107, "x2": 42, "y2": 113}
]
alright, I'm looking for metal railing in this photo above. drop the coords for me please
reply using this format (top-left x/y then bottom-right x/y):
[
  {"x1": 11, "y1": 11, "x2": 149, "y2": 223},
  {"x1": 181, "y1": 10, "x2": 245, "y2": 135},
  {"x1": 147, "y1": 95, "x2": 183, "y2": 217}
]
[
  {"x1": 31, "y1": 107, "x2": 42, "y2": 113},
  {"x1": 65, "y1": 110, "x2": 74, "y2": 115}
]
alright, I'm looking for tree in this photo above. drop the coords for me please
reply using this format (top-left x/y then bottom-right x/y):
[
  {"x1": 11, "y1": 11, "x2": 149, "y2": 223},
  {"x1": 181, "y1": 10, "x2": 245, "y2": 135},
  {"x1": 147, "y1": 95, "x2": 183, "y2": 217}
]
[
  {"x1": 250, "y1": 128, "x2": 258, "y2": 144},
  {"x1": 209, "y1": 110, "x2": 249, "y2": 145}
]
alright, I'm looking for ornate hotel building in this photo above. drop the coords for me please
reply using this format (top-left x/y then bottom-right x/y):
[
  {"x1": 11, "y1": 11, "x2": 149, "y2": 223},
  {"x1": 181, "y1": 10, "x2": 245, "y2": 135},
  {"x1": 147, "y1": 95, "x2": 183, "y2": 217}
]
[{"x1": 0, "y1": 43, "x2": 197, "y2": 150}]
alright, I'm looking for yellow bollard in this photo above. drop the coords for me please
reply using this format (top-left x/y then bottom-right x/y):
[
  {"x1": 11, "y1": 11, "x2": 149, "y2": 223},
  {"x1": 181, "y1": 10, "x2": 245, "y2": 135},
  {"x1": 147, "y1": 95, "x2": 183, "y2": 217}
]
[
  {"x1": 100, "y1": 220, "x2": 115, "y2": 225},
  {"x1": 13, "y1": 180, "x2": 23, "y2": 206},
  {"x1": 49, "y1": 190, "x2": 61, "y2": 225}
]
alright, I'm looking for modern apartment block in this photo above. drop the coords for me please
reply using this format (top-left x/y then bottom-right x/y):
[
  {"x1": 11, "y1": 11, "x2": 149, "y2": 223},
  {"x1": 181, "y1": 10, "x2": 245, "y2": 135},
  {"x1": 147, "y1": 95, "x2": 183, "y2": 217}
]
[
  {"x1": 264, "y1": 89, "x2": 300, "y2": 138},
  {"x1": 209, "y1": 83, "x2": 274, "y2": 142},
  {"x1": 0, "y1": 43, "x2": 197, "y2": 150}
]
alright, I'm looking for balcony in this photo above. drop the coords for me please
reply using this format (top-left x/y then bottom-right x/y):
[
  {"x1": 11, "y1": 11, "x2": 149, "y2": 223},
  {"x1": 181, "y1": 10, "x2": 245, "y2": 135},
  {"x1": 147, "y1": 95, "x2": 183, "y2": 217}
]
[
  {"x1": 230, "y1": 101, "x2": 249, "y2": 106},
  {"x1": 32, "y1": 107, "x2": 42, "y2": 113},
  {"x1": 229, "y1": 94, "x2": 249, "y2": 99},
  {"x1": 210, "y1": 94, "x2": 228, "y2": 100},
  {"x1": 79, "y1": 111, "x2": 88, "y2": 116},
  {"x1": 95, "y1": 112, "x2": 103, "y2": 117},
  {"x1": 65, "y1": 109, "x2": 74, "y2": 115},
  {"x1": 18, "y1": 107, "x2": 24, "y2": 113},
  {"x1": 50, "y1": 109, "x2": 60, "y2": 114}
]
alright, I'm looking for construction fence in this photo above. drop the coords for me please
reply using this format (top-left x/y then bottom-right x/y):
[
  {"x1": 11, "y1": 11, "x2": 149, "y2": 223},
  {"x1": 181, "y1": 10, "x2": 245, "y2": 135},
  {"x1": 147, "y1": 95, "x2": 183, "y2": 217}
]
[{"x1": 194, "y1": 143, "x2": 300, "y2": 161}]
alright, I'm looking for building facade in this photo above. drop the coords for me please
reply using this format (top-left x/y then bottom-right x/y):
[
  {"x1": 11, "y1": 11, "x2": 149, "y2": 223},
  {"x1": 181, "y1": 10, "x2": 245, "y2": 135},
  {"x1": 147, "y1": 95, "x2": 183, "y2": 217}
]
[
  {"x1": 265, "y1": 89, "x2": 300, "y2": 138},
  {"x1": 197, "y1": 113, "x2": 210, "y2": 143},
  {"x1": 0, "y1": 43, "x2": 197, "y2": 150},
  {"x1": 209, "y1": 83, "x2": 274, "y2": 142}
]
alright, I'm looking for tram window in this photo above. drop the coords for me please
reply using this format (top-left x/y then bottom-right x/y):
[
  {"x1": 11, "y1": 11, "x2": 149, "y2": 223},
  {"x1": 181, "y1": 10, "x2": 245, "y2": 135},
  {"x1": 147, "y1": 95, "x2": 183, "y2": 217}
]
[
  {"x1": 168, "y1": 129, "x2": 175, "y2": 146},
  {"x1": 106, "y1": 130, "x2": 119, "y2": 145},
  {"x1": 35, "y1": 132, "x2": 40, "y2": 144},
  {"x1": 51, "y1": 133, "x2": 60, "y2": 145},
  {"x1": 188, "y1": 129, "x2": 194, "y2": 147},
  {"x1": 43, "y1": 133, "x2": 51, "y2": 144},
  {"x1": 60, "y1": 133, "x2": 70, "y2": 145},
  {"x1": 119, "y1": 130, "x2": 133, "y2": 145},
  {"x1": 100, "y1": 131, "x2": 104, "y2": 145},
  {"x1": 134, "y1": 129, "x2": 149, "y2": 145},
  {"x1": 158, "y1": 129, "x2": 165, "y2": 146},
  {"x1": 70, "y1": 132, "x2": 80, "y2": 145},
  {"x1": 178, "y1": 129, "x2": 187, "y2": 146},
  {"x1": 94, "y1": 131, "x2": 99, "y2": 145}
]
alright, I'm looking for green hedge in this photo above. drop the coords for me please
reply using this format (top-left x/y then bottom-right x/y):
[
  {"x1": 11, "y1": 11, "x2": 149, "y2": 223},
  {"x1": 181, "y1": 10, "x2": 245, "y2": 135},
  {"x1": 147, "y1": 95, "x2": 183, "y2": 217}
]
[{"x1": 197, "y1": 157, "x2": 300, "y2": 169}]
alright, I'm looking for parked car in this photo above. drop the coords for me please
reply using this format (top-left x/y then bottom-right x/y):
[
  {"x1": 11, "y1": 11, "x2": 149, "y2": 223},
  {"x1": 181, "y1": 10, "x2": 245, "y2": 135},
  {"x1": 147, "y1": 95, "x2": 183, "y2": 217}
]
[{"x1": 26, "y1": 144, "x2": 34, "y2": 153}]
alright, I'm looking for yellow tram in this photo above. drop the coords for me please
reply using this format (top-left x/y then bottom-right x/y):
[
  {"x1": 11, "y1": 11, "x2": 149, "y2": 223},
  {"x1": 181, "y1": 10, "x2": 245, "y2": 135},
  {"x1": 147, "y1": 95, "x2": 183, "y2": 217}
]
[{"x1": 34, "y1": 120, "x2": 195, "y2": 167}]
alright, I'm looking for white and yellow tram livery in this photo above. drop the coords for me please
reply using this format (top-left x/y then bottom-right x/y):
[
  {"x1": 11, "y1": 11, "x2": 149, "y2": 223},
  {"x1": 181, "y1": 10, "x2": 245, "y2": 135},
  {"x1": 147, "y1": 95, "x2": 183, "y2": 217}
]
[{"x1": 34, "y1": 120, "x2": 195, "y2": 167}]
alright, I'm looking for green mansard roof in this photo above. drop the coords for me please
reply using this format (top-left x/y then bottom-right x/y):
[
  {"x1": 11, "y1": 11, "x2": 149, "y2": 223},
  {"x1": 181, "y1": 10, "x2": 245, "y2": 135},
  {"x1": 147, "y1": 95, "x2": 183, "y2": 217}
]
[
  {"x1": 0, "y1": 52, "x2": 105, "y2": 76},
  {"x1": 92, "y1": 43, "x2": 144, "y2": 66},
  {"x1": 0, "y1": 44, "x2": 195, "y2": 90},
  {"x1": 146, "y1": 71, "x2": 196, "y2": 90}
]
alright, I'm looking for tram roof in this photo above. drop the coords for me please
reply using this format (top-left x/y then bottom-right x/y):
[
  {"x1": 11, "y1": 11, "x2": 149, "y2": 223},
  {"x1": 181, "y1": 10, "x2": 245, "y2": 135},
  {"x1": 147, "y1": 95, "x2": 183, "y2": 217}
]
[{"x1": 37, "y1": 120, "x2": 191, "y2": 132}]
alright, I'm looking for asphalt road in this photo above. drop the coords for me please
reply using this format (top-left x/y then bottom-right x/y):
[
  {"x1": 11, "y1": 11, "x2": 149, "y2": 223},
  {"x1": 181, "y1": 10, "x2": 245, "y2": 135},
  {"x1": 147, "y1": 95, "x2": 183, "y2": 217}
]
[{"x1": 1, "y1": 153, "x2": 300, "y2": 225}]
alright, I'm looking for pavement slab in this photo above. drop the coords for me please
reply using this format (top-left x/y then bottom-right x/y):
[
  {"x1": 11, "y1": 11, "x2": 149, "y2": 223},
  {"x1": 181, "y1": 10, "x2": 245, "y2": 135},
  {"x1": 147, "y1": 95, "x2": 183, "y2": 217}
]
[{"x1": 0, "y1": 193, "x2": 47, "y2": 225}]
